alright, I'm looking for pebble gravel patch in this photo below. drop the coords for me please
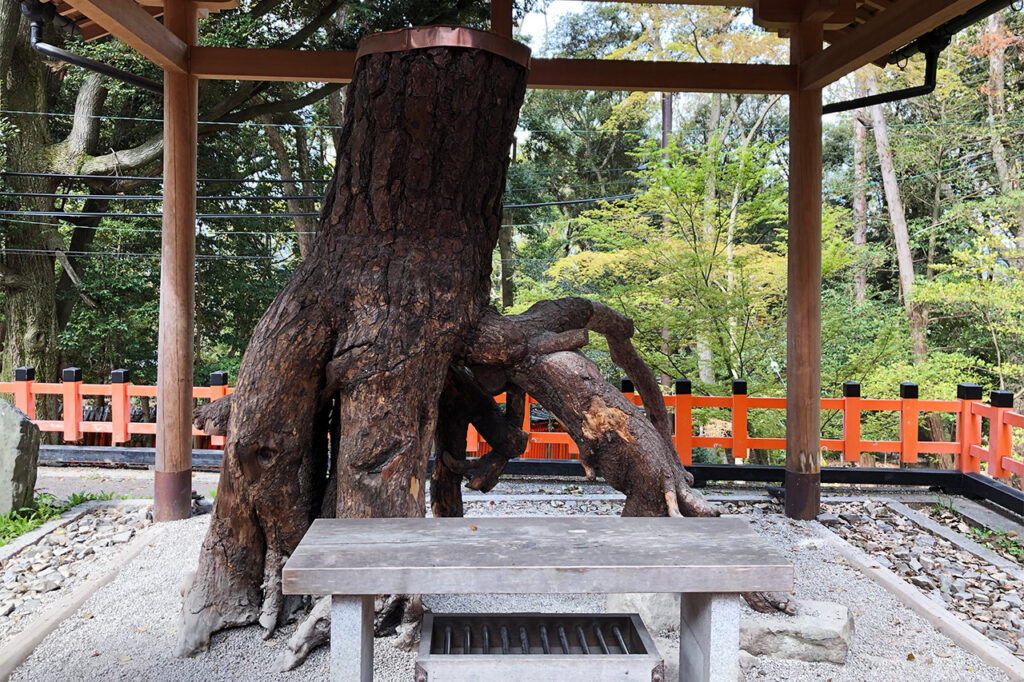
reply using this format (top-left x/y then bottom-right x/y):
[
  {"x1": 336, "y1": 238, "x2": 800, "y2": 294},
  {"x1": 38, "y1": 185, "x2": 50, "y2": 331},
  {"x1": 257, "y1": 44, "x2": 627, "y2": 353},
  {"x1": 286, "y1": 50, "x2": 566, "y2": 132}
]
[
  {"x1": 824, "y1": 499, "x2": 1024, "y2": 661},
  {"x1": 6, "y1": 489, "x2": 1013, "y2": 681},
  {"x1": 0, "y1": 503, "x2": 152, "y2": 647}
]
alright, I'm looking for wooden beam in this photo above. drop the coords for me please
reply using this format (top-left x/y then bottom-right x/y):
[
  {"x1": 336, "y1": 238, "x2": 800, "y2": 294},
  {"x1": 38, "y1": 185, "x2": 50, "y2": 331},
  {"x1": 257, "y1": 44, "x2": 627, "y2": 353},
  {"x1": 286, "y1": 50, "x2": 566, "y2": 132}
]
[
  {"x1": 190, "y1": 47, "x2": 798, "y2": 94},
  {"x1": 785, "y1": 20, "x2": 823, "y2": 521},
  {"x1": 754, "y1": 0, "x2": 855, "y2": 30},
  {"x1": 78, "y1": 4, "x2": 162, "y2": 42},
  {"x1": 154, "y1": 1, "x2": 197, "y2": 522},
  {"x1": 801, "y1": 0, "x2": 989, "y2": 90},
  {"x1": 491, "y1": 0, "x2": 513, "y2": 38},
  {"x1": 530, "y1": 58, "x2": 797, "y2": 94},
  {"x1": 190, "y1": 46, "x2": 356, "y2": 82},
  {"x1": 60, "y1": 0, "x2": 186, "y2": 72}
]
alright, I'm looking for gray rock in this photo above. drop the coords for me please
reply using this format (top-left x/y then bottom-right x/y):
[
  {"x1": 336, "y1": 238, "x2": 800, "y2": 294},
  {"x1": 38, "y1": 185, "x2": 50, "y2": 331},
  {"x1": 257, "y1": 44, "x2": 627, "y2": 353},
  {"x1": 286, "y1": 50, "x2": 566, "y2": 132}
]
[
  {"x1": 910, "y1": 576, "x2": 934, "y2": 590},
  {"x1": 110, "y1": 530, "x2": 134, "y2": 544},
  {"x1": 739, "y1": 600, "x2": 855, "y2": 664},
  {"x1": 0, "y1": 399, "x2": 39, "y2": 516},
  {"x1": 913, "y1": 534, "x2": 936, "y2": 547}
]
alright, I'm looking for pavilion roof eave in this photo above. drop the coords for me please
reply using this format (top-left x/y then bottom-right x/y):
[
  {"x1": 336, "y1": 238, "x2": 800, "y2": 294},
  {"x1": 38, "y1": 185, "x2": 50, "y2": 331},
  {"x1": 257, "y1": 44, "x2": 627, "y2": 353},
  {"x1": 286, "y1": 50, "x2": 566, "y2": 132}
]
[{"x1": 49, "y1": 0, "x2": 998, "y2": 95}]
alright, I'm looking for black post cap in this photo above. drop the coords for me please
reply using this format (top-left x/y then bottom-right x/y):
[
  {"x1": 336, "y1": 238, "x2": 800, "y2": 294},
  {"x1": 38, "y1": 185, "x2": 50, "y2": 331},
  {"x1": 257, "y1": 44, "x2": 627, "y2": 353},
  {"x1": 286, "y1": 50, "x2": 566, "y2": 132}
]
[
  {"x1": 990, "y1": 390, "x2": 1014, "y2": 408},
  {"x1": 14, "y1": 367, "x2": 35, "y2": 381},
  {"x1": 110, "y1": 369, "x2": 130, "y2": 384},
  {"x1": 620, "y1": 378, "x2": 635, "y2": 393},
  {"x1": 675, "y1": 378, "x2": 691, "y2": 395},
  {"x1": 899, "y1": 382, "x2": 918, "y2": 400},
  {"x1": 842, "y1": 381, "x2": 861, "y2": 398},
  {"x1": 731, "y1": 379, "x2": 747, "y2": 395},
  {"x1": 209, "y1": 371, "x2": 229, "y2": 386},
  {"x1": 62, "y1": 367, "x2": 82, "y2": 382},
  {"x1": 956, "y1": 383, "x2": 982, "y2": 401}
]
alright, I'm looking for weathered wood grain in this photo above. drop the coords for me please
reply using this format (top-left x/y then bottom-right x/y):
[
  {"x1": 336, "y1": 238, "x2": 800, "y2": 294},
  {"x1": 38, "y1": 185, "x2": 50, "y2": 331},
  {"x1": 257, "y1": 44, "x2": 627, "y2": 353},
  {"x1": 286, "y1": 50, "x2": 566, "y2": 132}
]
[{"x1": 283, "y1": 517, "x2": 793, "y2": 595}]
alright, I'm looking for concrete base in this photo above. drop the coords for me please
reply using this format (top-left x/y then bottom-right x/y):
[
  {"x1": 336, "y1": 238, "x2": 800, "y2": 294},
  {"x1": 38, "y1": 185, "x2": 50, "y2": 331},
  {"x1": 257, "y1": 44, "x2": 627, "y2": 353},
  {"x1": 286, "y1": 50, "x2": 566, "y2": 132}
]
[
  {"x1": 679, "y1": 593, "x2": 740, "y2": 682},
  {"x1": 331, "y1": 595, "x2": 373, "y2": 682}
]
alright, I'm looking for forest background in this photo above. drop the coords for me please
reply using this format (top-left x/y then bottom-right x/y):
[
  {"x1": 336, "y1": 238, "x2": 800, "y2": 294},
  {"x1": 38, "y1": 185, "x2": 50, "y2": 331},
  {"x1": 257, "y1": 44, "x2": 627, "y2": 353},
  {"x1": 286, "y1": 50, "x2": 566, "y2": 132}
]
[{"x1": 2, "y1": 0, "x2": 1024, "y2": 468}]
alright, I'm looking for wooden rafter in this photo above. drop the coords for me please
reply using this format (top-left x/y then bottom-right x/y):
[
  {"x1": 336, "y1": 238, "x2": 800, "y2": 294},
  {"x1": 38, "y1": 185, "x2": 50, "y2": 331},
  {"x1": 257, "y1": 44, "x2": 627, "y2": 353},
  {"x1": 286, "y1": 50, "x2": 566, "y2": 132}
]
[
  {"x1": 801, "y1": 0, "x2": 990, "y2": 89},
  {"x1": 189, "y1": 46, "x2": 797, "y2": 94},
  {"x1": 59, "y1": 0, "x2": 187, "y2": 72}
]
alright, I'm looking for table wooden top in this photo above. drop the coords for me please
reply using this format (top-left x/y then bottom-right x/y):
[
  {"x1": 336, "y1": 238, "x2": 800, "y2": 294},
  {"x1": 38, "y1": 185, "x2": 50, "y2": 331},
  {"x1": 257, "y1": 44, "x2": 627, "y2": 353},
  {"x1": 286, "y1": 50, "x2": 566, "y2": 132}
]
[{"x1": 282, "y1": 516, "x2": 793, "y2": 596}]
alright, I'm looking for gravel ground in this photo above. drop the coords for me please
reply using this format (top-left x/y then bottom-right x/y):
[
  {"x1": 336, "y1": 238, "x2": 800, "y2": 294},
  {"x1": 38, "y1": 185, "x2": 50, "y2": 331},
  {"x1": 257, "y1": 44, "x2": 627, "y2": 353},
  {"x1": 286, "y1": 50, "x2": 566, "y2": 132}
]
[
  {"x1": 35, "y1": 467, "x2": 221, "y2": 502},
  {"x1": 0, "y1": 503, "x2": 152, "y2": 646},
  {"x1": 7, "y1": 489, "x2": 1013, "y2": 682}
]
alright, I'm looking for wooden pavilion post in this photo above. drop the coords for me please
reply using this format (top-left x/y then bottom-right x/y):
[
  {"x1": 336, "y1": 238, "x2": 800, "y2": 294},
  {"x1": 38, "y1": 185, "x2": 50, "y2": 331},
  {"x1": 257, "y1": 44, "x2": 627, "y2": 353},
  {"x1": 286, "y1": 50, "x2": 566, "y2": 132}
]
[
  {"x1": 154, "y1": 1, "x2": 198, "y2": 521},
  {"x1": 785, "y1": 19, "x2": 824, "y2": 520}
]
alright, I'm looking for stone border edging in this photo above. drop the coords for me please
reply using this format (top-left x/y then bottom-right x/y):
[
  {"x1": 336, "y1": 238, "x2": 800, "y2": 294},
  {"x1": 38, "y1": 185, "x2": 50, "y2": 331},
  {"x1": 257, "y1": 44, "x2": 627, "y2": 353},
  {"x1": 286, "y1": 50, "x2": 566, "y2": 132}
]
[
  {"x1": 811, "y1": 523, "x2": 1024, "y2": 680},
  {"x1": 884, "y1": 500, "x2": 1024, "y2": 581},
  {"x1": 0, "y1": 520, "x2": 158, "y2": 681},
  {"x1": 0, "y1": 500, "x2": 149, "y2": 565}
]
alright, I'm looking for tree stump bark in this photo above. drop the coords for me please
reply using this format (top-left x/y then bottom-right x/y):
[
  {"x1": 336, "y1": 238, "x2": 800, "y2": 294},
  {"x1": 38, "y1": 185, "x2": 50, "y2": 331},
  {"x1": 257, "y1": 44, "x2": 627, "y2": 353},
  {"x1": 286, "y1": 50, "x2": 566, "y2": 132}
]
[
  {"x1": 177, "y1": 27, "x2": 722, "y2": 667},
  {"x1": 177, "y1": 29, "x2": 530, "y2": 657}
]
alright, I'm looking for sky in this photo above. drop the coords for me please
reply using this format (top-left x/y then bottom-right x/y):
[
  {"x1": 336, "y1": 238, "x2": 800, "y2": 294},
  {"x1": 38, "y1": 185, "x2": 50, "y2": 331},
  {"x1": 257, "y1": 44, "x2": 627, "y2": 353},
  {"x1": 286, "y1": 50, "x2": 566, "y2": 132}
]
[{"x1": 519, "y1": 1, "x2": 584, "y2": 54}]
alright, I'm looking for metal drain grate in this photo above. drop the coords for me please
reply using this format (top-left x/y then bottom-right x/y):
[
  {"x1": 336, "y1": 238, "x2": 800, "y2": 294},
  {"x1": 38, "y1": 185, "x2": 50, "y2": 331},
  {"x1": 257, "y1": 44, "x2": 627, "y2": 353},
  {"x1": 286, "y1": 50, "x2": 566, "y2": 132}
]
[{"x1": 416, "y1": 613, "x2": 664, "y2": 681}]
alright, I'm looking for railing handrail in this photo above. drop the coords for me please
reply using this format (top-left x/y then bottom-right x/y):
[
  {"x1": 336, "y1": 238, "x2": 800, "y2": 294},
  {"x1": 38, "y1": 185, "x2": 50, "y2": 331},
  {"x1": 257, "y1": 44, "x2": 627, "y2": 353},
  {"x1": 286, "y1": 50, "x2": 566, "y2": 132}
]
[{"x1": 2, "y1": 368, "x2": 1021, "y2": 479}]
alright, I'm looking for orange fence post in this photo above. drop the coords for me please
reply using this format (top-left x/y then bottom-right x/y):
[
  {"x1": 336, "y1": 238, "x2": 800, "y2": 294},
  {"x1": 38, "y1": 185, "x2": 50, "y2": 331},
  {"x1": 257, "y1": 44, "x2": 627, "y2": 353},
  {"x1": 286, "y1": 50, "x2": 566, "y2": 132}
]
[
  {"x1": 62, "y1": 367, "x2": 83, "y2": 442},
  {"x1": 731, "y1": 379, "x2": 748, "y2": 460},
  {"x1": 110, "y1": 369, "x2": 131, "y2": 445},
  {"x1": 988, "y1": 390, "x2": 1013, "y2": 478},
  {"x1": 956, "y1": 383, "x2": 982, "y2": 473},
  {"x1": 842, "y1": 381, "x2": 861, "y2": 462},
  {"x1": 209, "y1": 371, "x2": 229, "y2": 447},
  {"x1": 13, "y1": 366, "x2": 35, "y2": 419},
  {"x1": 675, "y1": 379, "x2": 692, "y2": 465},
  {"x1": 899, "y1": 382, "x2": 919, "y2": 464}
]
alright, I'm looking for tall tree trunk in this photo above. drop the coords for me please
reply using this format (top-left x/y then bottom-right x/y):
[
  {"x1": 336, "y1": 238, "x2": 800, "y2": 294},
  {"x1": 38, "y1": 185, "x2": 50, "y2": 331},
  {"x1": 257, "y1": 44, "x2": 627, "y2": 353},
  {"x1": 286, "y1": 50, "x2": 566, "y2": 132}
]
[
  {"x1": 179, "y1": 36, "x2": 716, "y2": 670},
  {"x1": 869, "y1": 86, "x2": 949, "y2": 464},
  {"x1": 659, "y1": 92, "x2": 673, "y2": 387},
  {"x1": 852, "y1": 105, "x2": 868, "y2": 304},
  {"x1": 0, "y1": 8, "x2": 59, "y2": 387},
  {"x1": 982, "y1": 12, "x2": 1024, "y2": 245},
  {"x1": 262, "y1": 117, "x2": 316, "y2": 259},
  {"x1": 697, "y1": 93, "x2": 722, "y2": 386},
  {"x1": 868, "y1": 93, "x2": 928, "y2": 363}
]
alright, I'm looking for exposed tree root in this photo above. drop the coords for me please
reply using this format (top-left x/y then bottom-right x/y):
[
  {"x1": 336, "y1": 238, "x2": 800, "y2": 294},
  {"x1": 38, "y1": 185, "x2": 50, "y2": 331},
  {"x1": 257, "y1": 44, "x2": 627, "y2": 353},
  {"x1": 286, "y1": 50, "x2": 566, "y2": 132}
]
[{"x1": 275, "y1": 596, "x2": 329, "y2": 672}]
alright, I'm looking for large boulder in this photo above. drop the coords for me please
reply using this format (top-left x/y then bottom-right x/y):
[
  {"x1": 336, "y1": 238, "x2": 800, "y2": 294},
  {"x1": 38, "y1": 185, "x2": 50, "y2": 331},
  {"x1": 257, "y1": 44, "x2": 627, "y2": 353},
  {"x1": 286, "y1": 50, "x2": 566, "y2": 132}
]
[
  {"x1": 0, "y1": 399, "x2": 40, "y2": 515},
  {"x1": 740, "y1": 599, "x2": 855, "y2": 664}
]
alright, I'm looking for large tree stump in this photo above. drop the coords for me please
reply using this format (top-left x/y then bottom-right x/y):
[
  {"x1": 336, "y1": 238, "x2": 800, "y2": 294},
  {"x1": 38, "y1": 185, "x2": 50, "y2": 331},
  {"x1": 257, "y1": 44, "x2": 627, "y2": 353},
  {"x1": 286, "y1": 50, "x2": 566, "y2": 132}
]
[{"x1": 177, "y1": 27, "x2": 723, "y2": 668}]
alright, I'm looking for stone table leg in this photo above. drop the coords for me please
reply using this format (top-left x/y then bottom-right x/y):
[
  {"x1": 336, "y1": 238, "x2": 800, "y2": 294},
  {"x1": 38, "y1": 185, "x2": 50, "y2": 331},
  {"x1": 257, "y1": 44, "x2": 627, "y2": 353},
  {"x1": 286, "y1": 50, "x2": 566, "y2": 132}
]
[
  {"x1": 678, "y1": 592, "x2": 739, "y2": 682},
  {"x1": 331, "y1": 595, "x2": 374, "y2": 682}
]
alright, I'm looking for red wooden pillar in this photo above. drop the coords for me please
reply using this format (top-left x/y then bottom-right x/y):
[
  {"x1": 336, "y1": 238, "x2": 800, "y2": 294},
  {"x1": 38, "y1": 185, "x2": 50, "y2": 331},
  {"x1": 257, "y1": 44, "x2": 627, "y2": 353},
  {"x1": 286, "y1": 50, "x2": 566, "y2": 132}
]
[
  {"x1": 731, "y1": 379, "x2": 748, "y2": 461},
  {"x1": 842, "y1": 381, "x2": 861, "y2": 463},
  {"x1": 110, "y1": 369, "x2": 131, "y2": 445},
  {"x1": 988, "y1": 390, "x2": 1014, "y2": 478},
  {"x1": 675, "y1": 379, "x2": 693, "y2": 466},
  {"x1": 899, "y1": 382, "x2": 919, "y2": 464},
  {"x1": 13, "y1": 367, "x2": 35, "y2": 419},
  {"x1": 956, "y1": 383, "x2": 982, "y2": 473},
  {"x1": 785, "y1": 20, "x2": 824, "y2": 519},
  {"x1": 61, "y1": 367, "x2": 83, "y2": 443},
  {"x1": 155, "y1": 2, "x2": 198, "y2": 521}
]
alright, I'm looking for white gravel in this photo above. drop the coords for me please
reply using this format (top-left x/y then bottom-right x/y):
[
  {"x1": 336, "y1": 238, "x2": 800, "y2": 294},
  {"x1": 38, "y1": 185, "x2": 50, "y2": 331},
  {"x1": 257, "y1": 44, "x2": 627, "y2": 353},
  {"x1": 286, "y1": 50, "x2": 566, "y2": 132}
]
[{"x1": 7, "y1": 492, "x2": 1013, "y2": 682}]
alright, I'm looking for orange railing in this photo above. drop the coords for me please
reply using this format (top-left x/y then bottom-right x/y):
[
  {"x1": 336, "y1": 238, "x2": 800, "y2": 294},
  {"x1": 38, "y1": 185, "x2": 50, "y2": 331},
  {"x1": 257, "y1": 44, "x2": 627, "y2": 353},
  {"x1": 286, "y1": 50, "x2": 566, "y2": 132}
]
[{"x1": 1, "y1": 369, "x2": 1021, "y2": 479}]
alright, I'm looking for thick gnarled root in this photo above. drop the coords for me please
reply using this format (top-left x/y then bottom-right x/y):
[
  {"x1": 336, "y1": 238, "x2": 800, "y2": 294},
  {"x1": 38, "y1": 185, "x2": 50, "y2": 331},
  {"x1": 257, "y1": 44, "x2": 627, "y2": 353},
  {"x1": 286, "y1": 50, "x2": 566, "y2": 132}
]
[{"x1": 275, "y1": 596, "x2": 331, "y2": 672}]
